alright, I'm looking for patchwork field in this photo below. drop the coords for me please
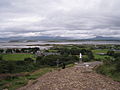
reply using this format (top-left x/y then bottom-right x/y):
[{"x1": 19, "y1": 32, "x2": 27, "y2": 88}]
[
  {"x1": 92, "y1": 49, "x2": 111, "y2": 59},
  {"x1": 0, "y1": 54, "x2": 36, "y2": 61},
  {"x1": 92, "y1": 49, "x2": 108, "y2": 54}
]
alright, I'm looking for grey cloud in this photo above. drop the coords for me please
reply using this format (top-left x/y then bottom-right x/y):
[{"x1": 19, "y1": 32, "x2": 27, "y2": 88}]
[{"x1": 0, "y1": 0, "x2": 120, "y2": 39}]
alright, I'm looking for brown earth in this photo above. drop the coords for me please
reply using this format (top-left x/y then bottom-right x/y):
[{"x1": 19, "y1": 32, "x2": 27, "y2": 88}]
[{"x1": 18, "y1": 62, "x2": 120, "y2": 90}]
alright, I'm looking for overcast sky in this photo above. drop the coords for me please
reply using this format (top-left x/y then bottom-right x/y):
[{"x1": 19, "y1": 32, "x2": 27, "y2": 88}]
[{"x1": 0, "y1": 0, "x2": 120, "y2": 39}]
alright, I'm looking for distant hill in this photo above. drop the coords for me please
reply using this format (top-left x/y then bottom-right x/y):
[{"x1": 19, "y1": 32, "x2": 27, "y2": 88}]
[
  {"x1": 0, "y1": 36, "x2": 120, "y2": 42},
  {"x1": 87, "y1": 36, "x2": 120, "y2": 41},
  {"x1": 0, "y1": 36, "x2": 70, "y2": 42}
]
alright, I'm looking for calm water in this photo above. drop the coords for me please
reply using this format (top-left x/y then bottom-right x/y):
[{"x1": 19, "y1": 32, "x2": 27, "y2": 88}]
[
  {"x1": 0, "y1": 41, "x2": 120, "y2": 49},
  {"x1": 0, "y1": 41, "x2": 51, "y2": 49}
]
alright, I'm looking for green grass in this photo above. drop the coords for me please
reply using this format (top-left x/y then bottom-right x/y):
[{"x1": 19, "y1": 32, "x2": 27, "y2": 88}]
[
  {"x1": 0, "y1": 54, "x2": 36, "y2": 61},
  {"x1": 0, "y1": 63, "x2": 75, "y2": 90},
  {"x1": 48, "y1": 50, "x2": 58, "y2": 53},
  {"x1": 92, "y1": 49, "x2": 108, "y2": 54},
  {"x1": 0, "y1": 67, "x2": 54, "y2": 90},
  {"x1": 27, "y1": 68, "x2": 53, "y2": 80},
  {"x1": 92, "y1": 49, "x2": 111, "y2": 60},
  {"x1": 94, "y1": 54, "x2": 111, "y2": 60},
  {"x1": 0, "y1": 76, "x2": 28, "y2": 90},
  {"x1": 96, "y1": 64, "x2": 120, "y2": 82}
]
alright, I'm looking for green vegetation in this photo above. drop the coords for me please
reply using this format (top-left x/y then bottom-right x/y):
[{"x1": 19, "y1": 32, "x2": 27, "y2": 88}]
[
  {"x1": 0, "y1": 67, "x2": 54, "y2": 90},
  {"x1": 0, "y1": 54, "x2": 35, "y2": 61},
  {"x1": 92, "y1": 49, "x2": 108, "y2": 54},
  {"x1": 0, "y1": 44, "x2": 120, "y2": 89},
  {"x1": 94, "y1": 55, "x2": 110, "y2": 60},
  {"x1": 0, "y1": 64, "x2": 75, "y2": 90},
  {"x1": 50, "y1": 44, "x2": 120, "y2": 82},
  {"x1": 96, "y1": 51, "x2": 120, "y2": 81},
  {"x1": 0, "y1": 46, "x2": 79, "y2": 89},
  {"x1": 92, "y1": 49, "x2": 111, "y2": 60},
  {"x1": 37, "y1": 55, "x2": 79, "y2": 66},
  {"x1": 96, "y1": 64, "x2": 120, "y2": 81}
]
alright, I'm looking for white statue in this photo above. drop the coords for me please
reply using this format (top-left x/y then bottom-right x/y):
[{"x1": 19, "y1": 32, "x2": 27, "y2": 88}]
[
  {"x1": 79, "y1": 53, "x2": 82, "y2": 59},
  {"x1": 79, "y1": 53, "x2": 82, "y2": 63}
]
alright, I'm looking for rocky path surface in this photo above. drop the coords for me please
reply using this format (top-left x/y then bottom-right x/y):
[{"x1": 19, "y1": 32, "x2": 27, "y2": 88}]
[{"x1": 18, "y1": 61, "x2": 120, "y2": 90}]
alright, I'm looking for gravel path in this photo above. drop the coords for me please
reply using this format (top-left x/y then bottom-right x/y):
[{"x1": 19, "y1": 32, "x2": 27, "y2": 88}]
[{"x1": 18, "y1": 62, "x2": 120, "y2": 90}]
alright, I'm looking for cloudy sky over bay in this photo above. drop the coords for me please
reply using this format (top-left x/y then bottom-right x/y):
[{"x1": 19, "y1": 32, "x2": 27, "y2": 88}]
[{"x1": 0, "y1": 0, "x2": 120, "y2": 39}]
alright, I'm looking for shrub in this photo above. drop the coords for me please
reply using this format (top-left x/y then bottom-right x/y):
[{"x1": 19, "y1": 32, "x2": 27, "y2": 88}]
[
  {"x1": 24, "y1": 58, "x2": 34, "y2": 63},
  {"x1": 107, "y1": 50, "x2": 115, "y2": 56}
]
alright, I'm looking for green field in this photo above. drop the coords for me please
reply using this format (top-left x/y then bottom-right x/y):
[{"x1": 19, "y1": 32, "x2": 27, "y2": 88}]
[
  {"x1": 92, "y1": 49, "x2": 108, "y2": 54},
  {"x1": 0, "y1": 54, "x2": 36, "y2": 61},
  {"x1": 94, "y1": 54, "x2": 111, "y2": 59},
  {"x1": 92, "y1": 49, "x2": 110, "y2": 60}
]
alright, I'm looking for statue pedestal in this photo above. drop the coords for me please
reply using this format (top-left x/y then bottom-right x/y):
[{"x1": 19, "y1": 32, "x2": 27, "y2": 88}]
[{"x1": 79, "y1": 58, "x2": 82, "y2": 63}]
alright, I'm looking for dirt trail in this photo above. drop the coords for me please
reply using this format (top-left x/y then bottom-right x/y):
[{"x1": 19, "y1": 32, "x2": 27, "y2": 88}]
[{"x1": 18, "y1": 61, "x2": 120, "y2": 90}]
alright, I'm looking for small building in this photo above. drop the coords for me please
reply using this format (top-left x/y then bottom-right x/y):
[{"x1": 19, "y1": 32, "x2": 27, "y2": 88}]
[
  {"x1": 97, "y1": 53, "x2": 106, "y2": 55},
  {"x1": 35, "y1": 51, "x2": 43, "y2": 56},
  {"x1": 44, "y1": 52, "x2": 60, "y2": 56}
]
